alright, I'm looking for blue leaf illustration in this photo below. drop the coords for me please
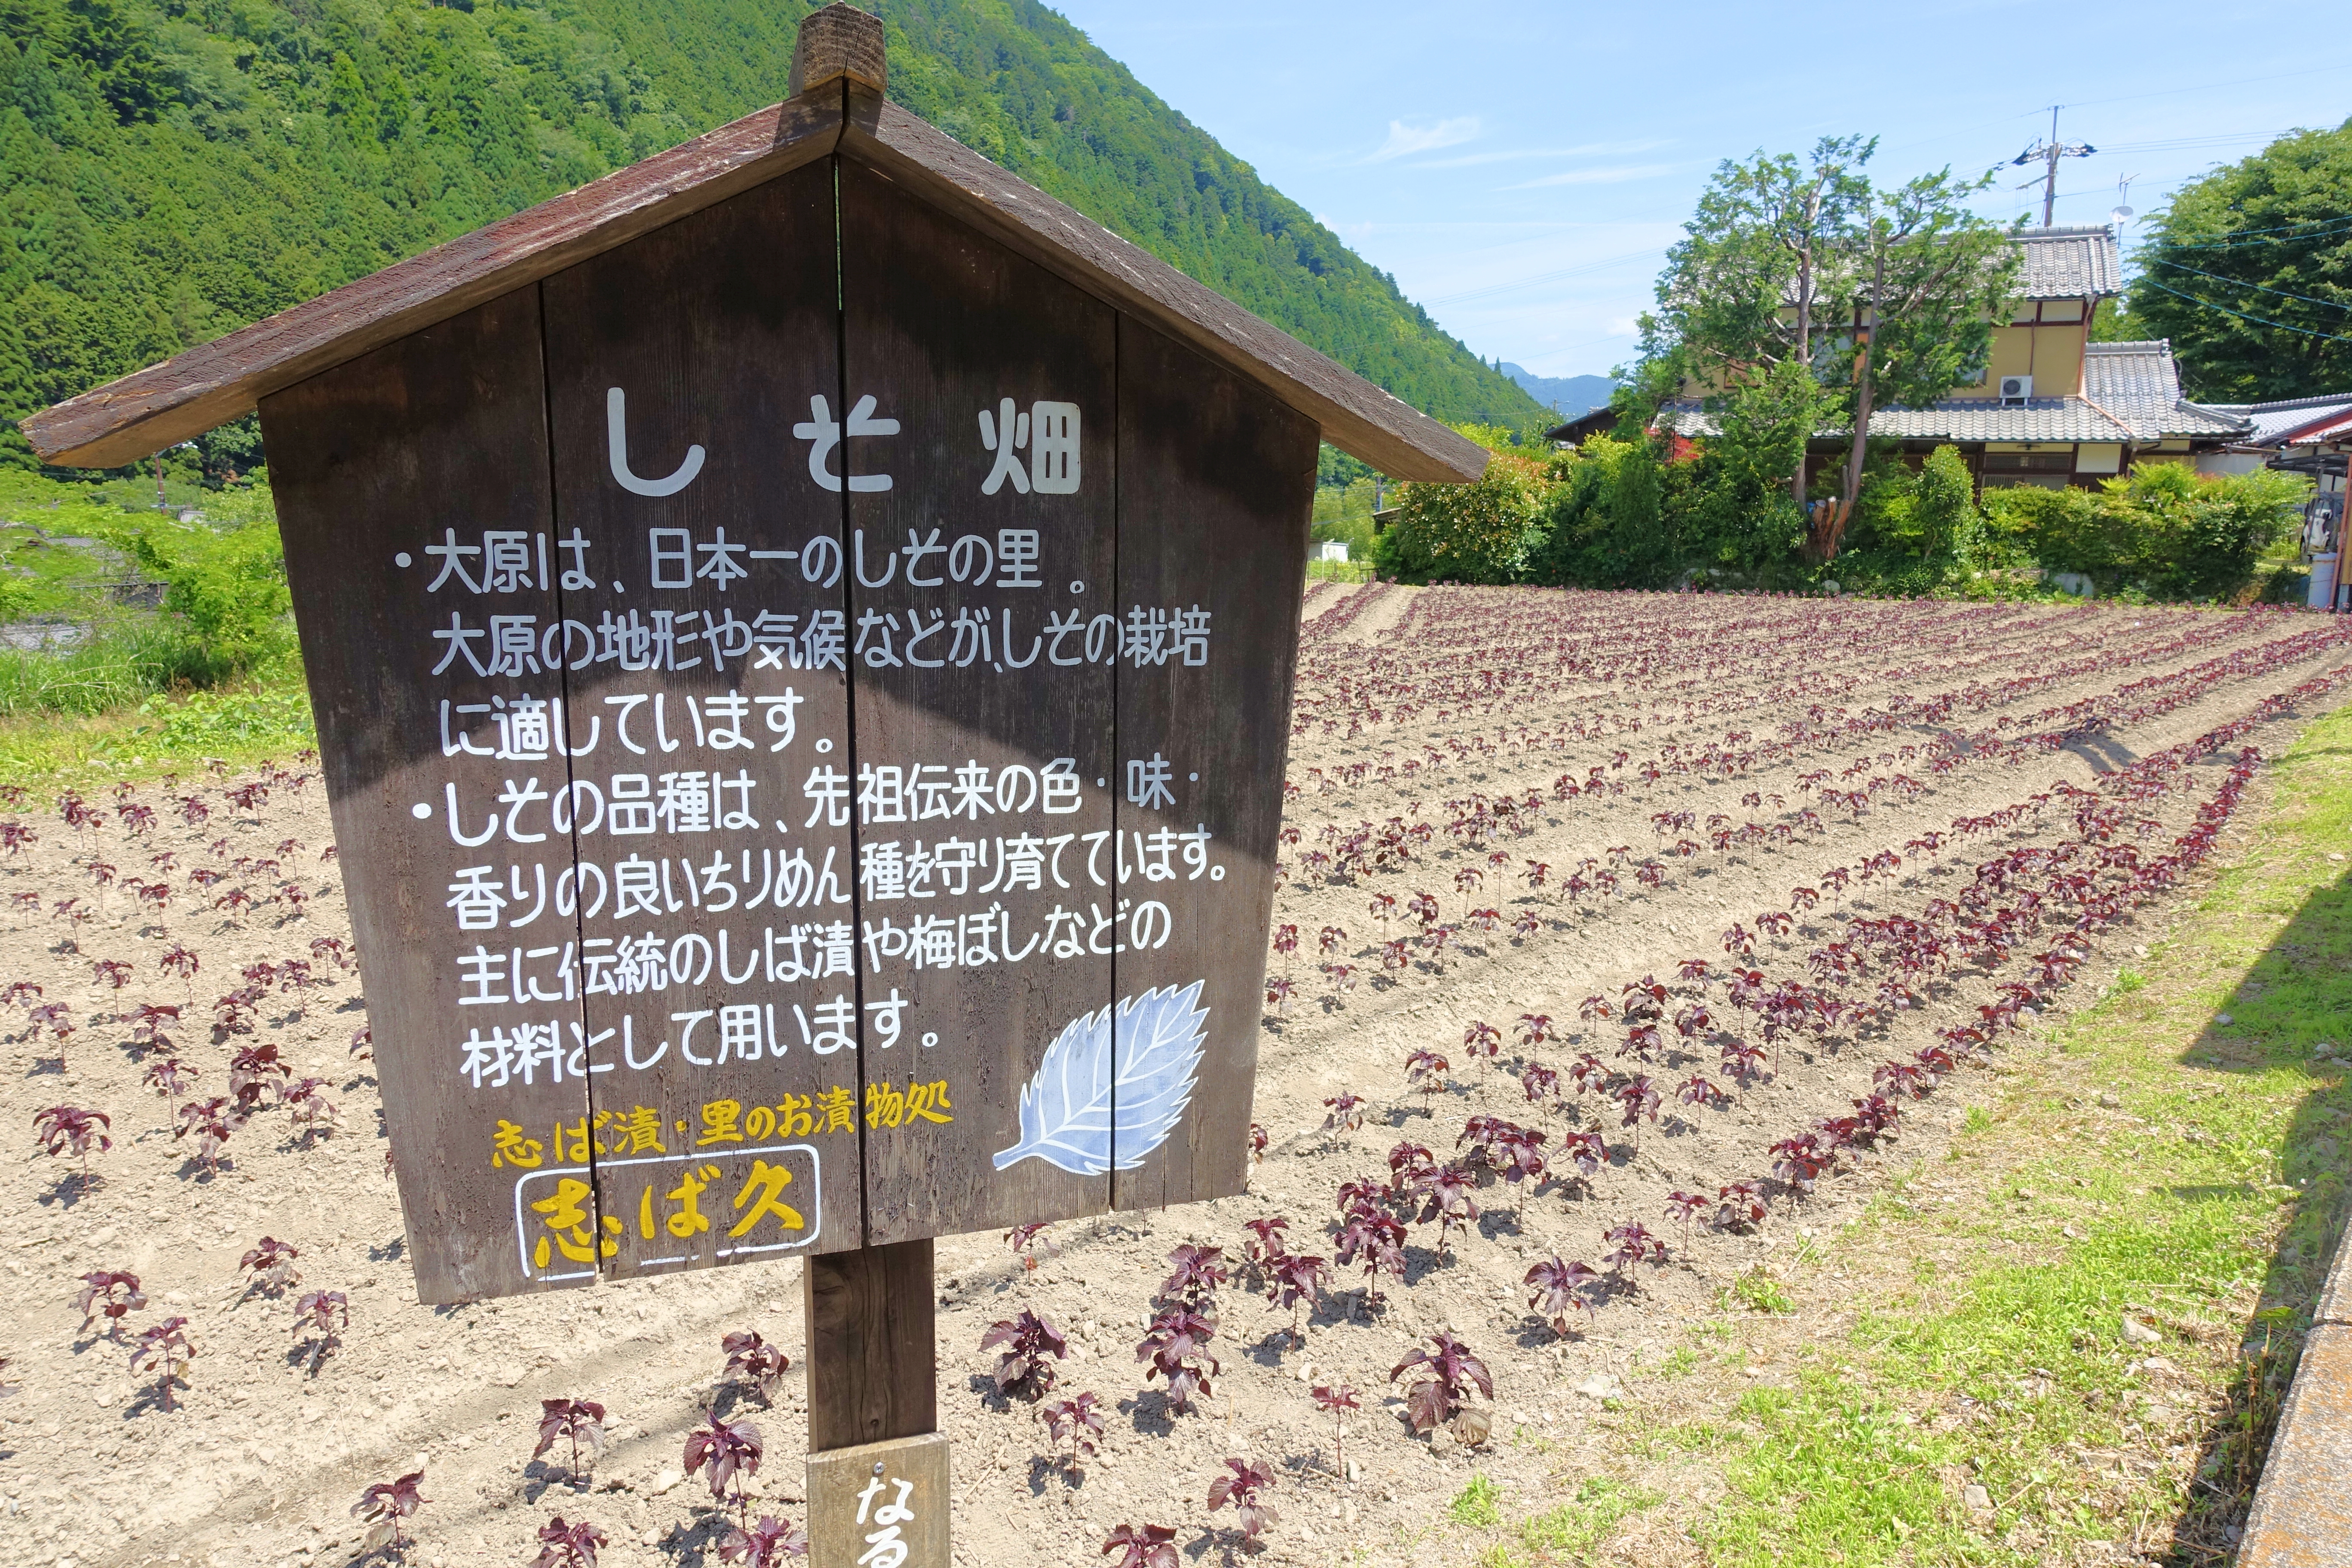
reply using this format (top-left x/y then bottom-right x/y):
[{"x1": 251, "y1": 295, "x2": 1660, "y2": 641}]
[{"x1": 992, "y1": 982, "x2": 1208, "y2": 1176}]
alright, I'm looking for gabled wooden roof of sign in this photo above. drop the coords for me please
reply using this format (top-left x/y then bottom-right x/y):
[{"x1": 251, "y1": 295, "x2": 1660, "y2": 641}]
[{"x1": 22, "y1": 4, "x2": 1487, "y2": 484}]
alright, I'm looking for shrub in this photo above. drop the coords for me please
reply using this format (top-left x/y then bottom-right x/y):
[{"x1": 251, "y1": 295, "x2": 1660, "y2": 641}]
[
  {"x1": 1981, "y1": 464, "x2": 2306, "y2": 599},
  {"x1": 118, "y1": 514, "x2": 293, "y2": 675},
  {"x1": 1522, "y1": 435, "x2": 1684, "y2": 589},
  {"x1": 2100, "y1": 463, "x2": 2304, "y2": 600},
  {"x1": 1977, "y1": 481, "x2": 2095, "y2": 573},
  {"x1": 1375, "y1": 442, "x2": 1557, "y2": 585},
  {"x1": 1856, "y1": 444, "x2": 1976, "y2": 558}
]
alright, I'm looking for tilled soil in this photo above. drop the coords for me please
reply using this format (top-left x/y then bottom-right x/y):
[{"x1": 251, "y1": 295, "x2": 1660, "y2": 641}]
[{"x1": 1, "y1": 588, "x2": 2347, "y2": 1568}]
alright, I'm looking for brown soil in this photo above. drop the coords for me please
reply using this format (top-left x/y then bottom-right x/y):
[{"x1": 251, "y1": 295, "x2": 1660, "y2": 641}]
[{"x1": 0, "y1": 589, "x2": 2346, "y2": 1568}]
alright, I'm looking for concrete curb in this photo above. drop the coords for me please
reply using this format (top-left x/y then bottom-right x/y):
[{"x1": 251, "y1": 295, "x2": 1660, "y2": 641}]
[{"x1": 2238, "y1": 1228, "x2": 2352, "y2": 1566}]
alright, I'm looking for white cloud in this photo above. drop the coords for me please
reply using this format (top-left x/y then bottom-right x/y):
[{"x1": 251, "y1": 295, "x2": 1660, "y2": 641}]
[
  {"x1": 1407, "y1": 138, "x2": 1672, "y2": 170},
  {"x1": 1364, "y1": 116, "x2": 1481, "y2": 163},
  {"x1": 1502, "y1": 163, "x2": 1681, "y2": 190}
]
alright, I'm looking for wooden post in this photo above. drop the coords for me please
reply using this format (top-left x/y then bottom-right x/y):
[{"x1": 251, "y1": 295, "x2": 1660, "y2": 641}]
[
  {"x1": 804, "y1": 1239, "x2": 947, "y2": 1567},
  {"x1": 805, "y1": 1239, "x2": 936, "y2": 1448}
]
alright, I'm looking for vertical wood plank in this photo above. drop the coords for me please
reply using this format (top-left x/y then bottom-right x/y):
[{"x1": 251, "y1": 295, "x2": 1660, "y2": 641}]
[
  {"x1": 838, "y1": 161, "x2": 1117, "y2": 1243},
  {"x1": 538, "y1": 162, "x2": 865, "y2": 1269},
  {"x1": 805, "y1": 1431, "x2": 951, "y2": 1568},
  {"x1": 262, "y1": 288, "x2": 588, "y2": 1304},
  {"x1": 1110, "y1": 318, "x2": 1317, "y2": 1210},
  {"x1": 804, "y1": 1239, "x2": 937, "y2": 1449}
]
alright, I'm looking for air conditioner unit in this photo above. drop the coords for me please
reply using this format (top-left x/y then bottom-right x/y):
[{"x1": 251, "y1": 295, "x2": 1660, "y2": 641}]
[{"x1": 1999, "y1": 374, "x2": 2033, "y2": 404}]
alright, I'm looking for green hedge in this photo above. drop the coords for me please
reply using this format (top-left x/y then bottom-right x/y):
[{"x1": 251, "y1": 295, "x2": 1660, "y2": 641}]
[
  {"x1": 1980, "y1": 464, "x2": 2307, "y2": 601},
  {"x1": 1375, "y1": 431, "x2": 2308, "y2": 605}
]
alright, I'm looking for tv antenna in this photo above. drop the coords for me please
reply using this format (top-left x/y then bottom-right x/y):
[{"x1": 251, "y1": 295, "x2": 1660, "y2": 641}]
[
  {"x1": 2110, "y1": 172, "x2": 2141, "y2": 230},
  {"x1": 2013, "y1": 106, "x2": 2096, "y2": 227}
]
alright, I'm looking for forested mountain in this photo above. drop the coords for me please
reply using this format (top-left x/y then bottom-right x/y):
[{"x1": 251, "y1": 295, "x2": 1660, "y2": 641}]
[
  {"x1": 0, "y1": 0, "x2": 1547, "y2": 473},
  {"x1": 1500, "y1": 364, "x2": 1614, "y2": 418}
]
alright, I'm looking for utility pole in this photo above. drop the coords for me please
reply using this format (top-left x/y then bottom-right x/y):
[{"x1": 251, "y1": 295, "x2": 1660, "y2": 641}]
[{"x1": 2013, "y1": 106, "x2": 2096, "y2": 227}]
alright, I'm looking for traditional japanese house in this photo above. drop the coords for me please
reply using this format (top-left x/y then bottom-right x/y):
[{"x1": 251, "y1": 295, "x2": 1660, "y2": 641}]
[
  {"x1": 1553, "y1": 225, "x2": 2254, "y2": 492},
  {"x1": 2202, "y1": 392, "x2": 2352, "y2": 611}
]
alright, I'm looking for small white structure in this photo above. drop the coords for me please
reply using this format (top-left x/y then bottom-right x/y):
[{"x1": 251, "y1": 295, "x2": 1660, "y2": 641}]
[{"x1": 1316, "y1": 541, "x2": 1349, "y2": 563}]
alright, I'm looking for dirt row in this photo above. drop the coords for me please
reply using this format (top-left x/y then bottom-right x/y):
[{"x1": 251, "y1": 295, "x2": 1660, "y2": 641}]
[{"x1": 0, "y1": 590, "x2": 2344, "y2": 1568}]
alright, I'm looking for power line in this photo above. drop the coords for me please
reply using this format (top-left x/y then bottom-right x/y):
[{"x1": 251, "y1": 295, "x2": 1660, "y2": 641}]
[
  {"x1": 2087, "y1": 130, "x2": 2300, "y2": 156},
  {"x1": 2136, "y1": 277, "x2": 2352, "y2": 344},
  {"x1": 2159, "y1": 215, "x2": 2352, "y2": 250},
  {"x1": 2146, "y1": 256, "x2": 2352, "y2": 313},
  {"x1": 1874, "y1": 61, "x2": 2351, "y2": 162}
]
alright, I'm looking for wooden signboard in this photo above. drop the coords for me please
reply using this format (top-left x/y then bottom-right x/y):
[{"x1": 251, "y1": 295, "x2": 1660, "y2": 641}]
[
  {"x1": 263, "y1": 141, "x2": 1314, "y2": 1304},
  {"x1": 33, "y1": 12, "x2": 1479, "y2": 1560}
]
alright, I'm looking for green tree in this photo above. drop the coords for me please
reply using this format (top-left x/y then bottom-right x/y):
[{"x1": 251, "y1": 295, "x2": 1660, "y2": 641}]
[
  {"x1": 2125, "y1": 119, "x2": 2352, "y2": 400},
  {"x1": 1855, "y1": 443, "x2": 1975, "y2": 558},
  {"x1": 3, "y1": 0, "x2": 1547, "y2": 474},
  {"x1": 1637, "y1": 138, "x2": 2018, "y2": 562},
  {"x1": 1815, "y1": 170, "x2": 2017, "y2": 558},
  {"x1": 1523, "y1": 436, "x2": 1679, "y2": 589},
  {"x1": 63, "y1": 0, "x2": 167, "y2": 123},
  {"x1": 1637, "y1": 137, "x2": 1872, "y2": 508}
]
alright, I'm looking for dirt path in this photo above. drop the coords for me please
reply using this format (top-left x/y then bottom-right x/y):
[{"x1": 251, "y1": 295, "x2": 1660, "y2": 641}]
[{"x1": 0, "y1": 593, "x2": 2346, "y2": 1568}]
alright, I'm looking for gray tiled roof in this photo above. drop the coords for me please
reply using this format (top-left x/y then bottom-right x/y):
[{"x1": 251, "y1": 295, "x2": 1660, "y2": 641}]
[
  {"x1": 1658, "y1": 399, "x2": 2155, "y2": 443},
  {"x1": 1865, "y1": 400, "x2": 2135, "y2": 441},
  {"x1": 2202, "y1": 392, "x2": 2352, "y2": 445},
  {"x1": 2016, "y1": 225, "x2": 2123, "y2": 300},
  {"x1": 2082, "y1": 341, "x2": 2251, "y2": 439},
  {"x1": 2082, "y1": 340, "x2": 2179, "y2": 405},
  {"x1": 1655, "y1": 339, "x2": 2250, "y2": 447}
]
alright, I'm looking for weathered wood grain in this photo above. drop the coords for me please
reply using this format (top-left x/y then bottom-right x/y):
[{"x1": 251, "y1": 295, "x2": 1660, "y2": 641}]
[
  {"x1": 840, "y1": 89, "x2": 1487, "y2": 484},
  {"x1": 805, "y1": 1239, "x2": 937, "y2": 1450},
  {"x1": 1108, "y1": 318, "x2": 1316, "y2": 1210},
  {"x1": 539, "y1": 163, "x2": 866, "y2": 1266},
  {"x1": 25, "y1": 94, "x2": 843, "y2": 471},
  {"x1": 839, "y1": 163, "x2": 1118, "y2": 1244},
  {"x1": 790, "y1": 2, "x2": 886, "y2": 96},
  {"x1": 135, "y1": 11, "x2": 1346, "y2": 1316},
  {"x1": 262, "y1": 287, "x2": 590, "y2": 1305},
  {"x1": 805, "y1": 1430, "x2": 951, "y2": 1568}
]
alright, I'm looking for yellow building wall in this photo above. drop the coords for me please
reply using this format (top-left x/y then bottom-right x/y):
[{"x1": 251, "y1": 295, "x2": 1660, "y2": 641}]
[
  {"x1": 2035, "y1": 324, "x2": 2086, "y2": 398},
  {"x1": 1978, "y1": 324, "x2": 2035, "y2": 391},
  {"x1": 1681, "y1": 298, "x2": 2093, "y2": 401}
]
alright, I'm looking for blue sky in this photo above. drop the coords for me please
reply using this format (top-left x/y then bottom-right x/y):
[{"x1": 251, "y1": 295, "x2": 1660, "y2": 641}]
[{"x1": 1048, "y1": 0, "x2": 2352, "y2": 381}]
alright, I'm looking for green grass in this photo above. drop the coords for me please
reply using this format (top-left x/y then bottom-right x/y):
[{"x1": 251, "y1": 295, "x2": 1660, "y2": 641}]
[
  {"x1": 1653, "y1": 1346, "x2": 1701, "y2": 1380},
  {"x1": 1686, "y1": 695, "x2": 2352, "y2": 1565},
  {"x1": 0, "y1": 666, "x2": 316, "y2": 781},
  {"x1": 1724, "y1": 1269, "x2": 1796, "y2": 1315},
  {"x1": 1712, "y1": 1379, "x2": 1971, "y2": 1564},
  {"x1": 1477, "y1": 1478, "x2": 1657, "y2": 1567},
  {"x1": 1451, "y1": 1473, "x2": 1504, "y2": 1529}
]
